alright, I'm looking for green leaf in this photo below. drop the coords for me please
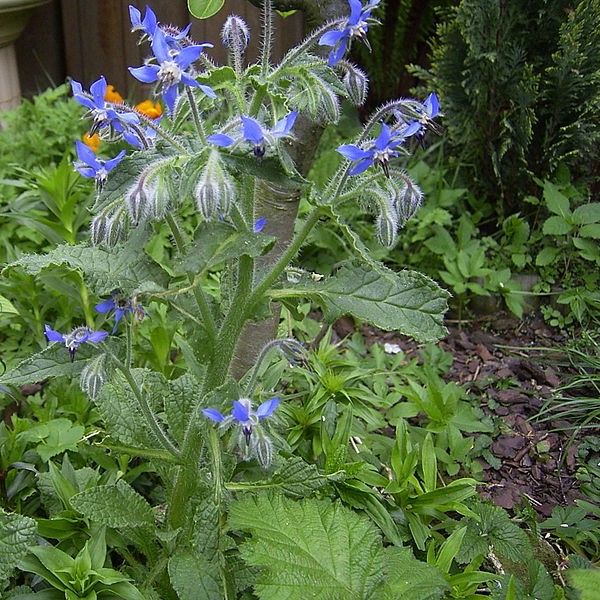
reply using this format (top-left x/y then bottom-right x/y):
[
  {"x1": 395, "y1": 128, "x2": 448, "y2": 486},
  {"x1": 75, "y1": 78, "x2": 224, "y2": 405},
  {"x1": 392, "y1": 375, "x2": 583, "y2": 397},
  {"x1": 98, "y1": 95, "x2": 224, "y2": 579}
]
[
  {"x1": 178, "y1": 221, "x2": 275, "y2": 275},
  {"x1": 271, "y1": 263, "x2": 448, "y2": 343},
  {"x1": 228, "y1": 493, "x2": 385, "y2": 599},
  {"x1": 0, "y1": 343, "x2": 110, "y2": 387},
  {"x1": 70, "y1": 479, "x2": 154, "y2": 529},
  {"x1": 163, "y1": 373, "x2": 203, "y2": 444},
  {"x1": 4, "y1": 237, "x2": 167, "y2": 295},
  {"x1": 535, "y1": 247, "x2": 560, "y2": 266},
  {"x1": 0, "y1": 509, "x2": 37, "y2": 581},
  {"x1": 456, "y1": 504, "x2": 531, "y2": 564},
  {"x1": 187, "y1": 0, "x2": 224, "y2": 19},
  {"x1": 168, "y1": 551, "x2": 221, "y2": 599},
  {"x1": 542, "y1": 215, "x2": 572, "y2": 235},
  {"x1": 23, "y1": 418, "x2": 85, "y2": 462},
  {"x1": 572, "y1": 203, "x2": 600, "y2": 225},
  {"x1": 228, "y1": 456, "x2": 332, "y2": 498},
  {"x1": 0, "y1": 294, "x2": 18, "y2": 315},
  {"x1": 543, "y1": 181, "x2": 571, "y2": 217},
  {"x1": 569, "y1": 569, "x2": 600, "y2": 600},
  {"x1": 380, "y1": 547, "x2": 449, "y2": 599},
  {"x1": 221, "y1": 154, "x2": 306, "y2": 187},
  {"x1": 93, "y1": 370, "x2": 155, "y2": 448},
  {"x1": 579, "y1": 224, "x2": 600, "y2": 239}
]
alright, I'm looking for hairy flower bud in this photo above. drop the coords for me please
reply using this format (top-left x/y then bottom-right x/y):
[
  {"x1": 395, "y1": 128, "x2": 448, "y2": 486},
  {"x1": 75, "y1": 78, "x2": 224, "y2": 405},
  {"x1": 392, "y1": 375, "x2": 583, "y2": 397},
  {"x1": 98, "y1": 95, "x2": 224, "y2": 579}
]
[
  {"x1": 375, "y1": 210, "x2": 398, "y2": 248},
  {"x1": 319, "y1": 87, "x2": 341, "y2": 124},
  {"x1": 222, "y1": 15, "x2": 250, "y2": 50},
  {"x1": 80, "y1": 354, "x2": 107, "y2": 399},
  {"x1": 194, "y1": 153, "x2": 236, "y2": 220},
  {"x1": 395, "y1": 181, "x2": 423, "y2": 226},
  {"x1": 126, "y1": 182, "x2": 149, "y2": 226},
  {"x1": 342, "y1": 64, "x2": 368, "y2": 106},
  {"x1": 275, "y1": 338, "x2": 307, "y2": 366},
  {"x1": 254, "y1": 428, "x2": 274, "y2": 468},
  {"x1": 222, "y1": 15, "x2": 250, "y2": 74},
  {"x1": 90, "y1": 214, "x2": 108, "y2": 246},
  {"x1": 145, "y1": 178, "x2": 171, "y2": 220},
  {"x1": 104, "y1": 211, "x2": 125, "y2": 247}
]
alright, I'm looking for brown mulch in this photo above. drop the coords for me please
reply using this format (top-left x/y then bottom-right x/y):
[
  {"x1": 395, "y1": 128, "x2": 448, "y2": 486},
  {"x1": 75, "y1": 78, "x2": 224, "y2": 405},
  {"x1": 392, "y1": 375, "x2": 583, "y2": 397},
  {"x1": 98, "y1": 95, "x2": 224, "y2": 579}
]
[{"x1": 333, "y1": 313, "x2": 589, "y2": 518}]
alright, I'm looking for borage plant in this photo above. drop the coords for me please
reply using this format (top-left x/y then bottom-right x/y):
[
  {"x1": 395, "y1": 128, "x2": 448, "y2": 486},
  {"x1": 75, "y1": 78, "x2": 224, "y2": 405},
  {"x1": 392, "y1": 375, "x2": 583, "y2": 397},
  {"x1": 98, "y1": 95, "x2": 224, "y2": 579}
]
[{"x1": 1, "y1": 1, "x2": 452, "y2": 598}]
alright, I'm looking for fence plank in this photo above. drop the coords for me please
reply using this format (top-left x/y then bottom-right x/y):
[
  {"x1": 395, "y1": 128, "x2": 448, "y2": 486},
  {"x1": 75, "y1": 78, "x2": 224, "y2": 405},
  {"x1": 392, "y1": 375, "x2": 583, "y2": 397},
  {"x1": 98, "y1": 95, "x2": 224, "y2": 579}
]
[{"x1": 20, "y1": 1, "x2": 304, "y2": 99}]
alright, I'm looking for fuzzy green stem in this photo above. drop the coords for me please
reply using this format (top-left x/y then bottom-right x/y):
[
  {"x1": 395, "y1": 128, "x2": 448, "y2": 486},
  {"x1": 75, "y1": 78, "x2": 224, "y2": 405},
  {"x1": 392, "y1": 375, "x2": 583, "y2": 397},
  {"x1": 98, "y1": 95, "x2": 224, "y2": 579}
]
[
  {"x1": 125, "y1": 321, "x2": 133, "y2": 369},
  {"x1": 207, "y1": 428, "x2": 223, "y2": 505},
  {"x1": 113, "y1": 359, "x2": 180, "y2": 457},
  {"x1": 165, "y1": 213, "x2": 218, "y2": 345},
  {"x1": 168, "y1": 254, "x2": 254, "y2": 530},
  {"x1": 260, "y1": 0, "x2": 274, "y2": 79},
  {"x1": 185, "y1": 87, "x2": 207, "y2": 143},
  {"x1": 138, "y1": 114, "x2": 189, "y2": 154}
]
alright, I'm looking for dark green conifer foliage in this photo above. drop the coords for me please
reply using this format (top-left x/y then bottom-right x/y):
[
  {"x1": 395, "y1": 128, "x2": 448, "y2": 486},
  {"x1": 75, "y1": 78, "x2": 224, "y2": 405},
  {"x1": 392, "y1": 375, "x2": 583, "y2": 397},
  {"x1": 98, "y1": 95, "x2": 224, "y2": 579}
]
[{"x1": 421, "y1": 0, "x2": 600, "y2": 212}]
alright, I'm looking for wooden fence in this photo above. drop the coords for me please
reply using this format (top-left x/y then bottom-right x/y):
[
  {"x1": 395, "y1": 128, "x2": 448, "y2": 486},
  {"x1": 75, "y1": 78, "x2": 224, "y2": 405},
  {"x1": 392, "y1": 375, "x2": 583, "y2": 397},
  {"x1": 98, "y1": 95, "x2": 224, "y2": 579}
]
[{"x1": 16, "y1": 0, "x2": 304, "y2": 98}]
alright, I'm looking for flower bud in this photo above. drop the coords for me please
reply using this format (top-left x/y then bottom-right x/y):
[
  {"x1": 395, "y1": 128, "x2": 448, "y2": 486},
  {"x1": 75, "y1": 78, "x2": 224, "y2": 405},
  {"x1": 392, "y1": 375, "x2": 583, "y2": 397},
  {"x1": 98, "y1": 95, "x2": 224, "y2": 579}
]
[
  {"x1": 343, "y1": 64, "x2": 368, "y2": 106},
  {"x1": 375, "y1": 206, "x2": 399, "y2": 248},
  {"x1": 194, "y1": 153, "x2": 236, "y2": 220},
  {"x1": 275, "y1": 338, "x2": 306, "y2": 366},
  {"x1": 80, "y1": 354, "x2": 107, "y2": 399},
  {"x1": 319, "y1": 87, "x2": 341, "y2": 124},
  {"x1": 90, "y1": 215, "x2": 108, "y2": 246},
  {"x1": 126, "y1": 182, "x2": 149, "y2": 226},
  {"x1": 395, "y1": 182, "x2": 423, "y2": 226},
  {"x1": 254, "y1": 429, "x2": 274, "y2": 468},
  {"x1": 104, "y1": 212, "x2": 125, "y2": 247},
  {"x1": 145, "y1": 178, "x2": 171, "y2": 220},
  {"x1": 221, "y1": 15, "x2": 250, "y2": 50}
]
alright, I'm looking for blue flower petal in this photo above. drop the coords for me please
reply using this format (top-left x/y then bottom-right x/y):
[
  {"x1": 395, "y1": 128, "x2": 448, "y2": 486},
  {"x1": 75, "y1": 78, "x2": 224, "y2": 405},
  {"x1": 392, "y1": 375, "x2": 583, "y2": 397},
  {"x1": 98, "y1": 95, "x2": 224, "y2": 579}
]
[
  {"x1": 129, "y1": 65, "x2": 160, "y2": 84},
  {"x1": 207, "y1": 133, "x2": 234, "y2": 147},
  {"x1": 272, "y1": 111, "x2": 297, "y2": 137},
  {"x1": 232, "y1": 400, "x2": 250, "y2": 423},
  {"x1": 424, "y1": 92, "x2": 441, "y2": 118},
  {"x1": 90, "y1": 76, "x2": 107, "y2": 106},
  {"x1": 337, "y1": 144, "x2": 371, "y2": 161},
  {"x1": 151, "y1": 28, "x2": 170, "y2": 63},
  {"x1": 76, "y1": 165, "x2": 98, "y2": 179},
  {"x1": 88, "y1": 330, "x2": 109, "y2": 343},
  {"x1": 177, "y1": 45, "x2": 204, "y2": 69},
  {"x1": 104, "y1": 150, "x2": 126, "y2": 173},
  {"x1": 253, "y1": 217, "x2": 267, "y2": 233},
  {"x1": 129, "y1": 5, "x2": 142, "y2": 28},
  {"x1": 256, "y1": 397, "x2": 280, "y2": 419},
  {"x1": 75, "y1": 140, "x2": 100, "y2": 168},
  {"x1": 349, "y1": 158, "x2": 373, "y2": 175},
  {"x1": 44, "y1": 324, "x2": 65, "y2": 343},
  {"x1": 375, "y1": 123, "x2": 392, "y2": 150},
  {"x1": 162, "y1": 85, "x2": 179, "y2": 113},
  {"x1": 319, "y1": 29, "x2": 345, "y2": 47},
  {"x1": 241, "y1": 116, "x2": 264, "y2": 145},
  {"x1": 202, "y1": 408, "x2": 225, "y2": 422},
  {"x1": 198, "y1": 84, "x2": 217, "y2": 99},
  {"x1": 95, "y1": 298, "x2": 116, "y2": 314},
  {"x1": 348, "y1": 0, "x2": 363, "y2": 25}
]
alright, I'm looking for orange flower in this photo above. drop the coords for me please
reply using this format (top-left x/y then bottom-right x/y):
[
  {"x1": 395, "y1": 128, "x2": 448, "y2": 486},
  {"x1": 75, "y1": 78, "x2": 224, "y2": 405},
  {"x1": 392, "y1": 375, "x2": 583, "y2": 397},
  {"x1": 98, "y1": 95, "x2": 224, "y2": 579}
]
[
  {"x1": 104, "y1": 85, "x2": 124, "y2": 104},
  {"x1": 135, "y1": 99, "x2": 163, "y2": 120},
  {"x1": 82, "y1": 132, "x2": 101, "y2": 153}
]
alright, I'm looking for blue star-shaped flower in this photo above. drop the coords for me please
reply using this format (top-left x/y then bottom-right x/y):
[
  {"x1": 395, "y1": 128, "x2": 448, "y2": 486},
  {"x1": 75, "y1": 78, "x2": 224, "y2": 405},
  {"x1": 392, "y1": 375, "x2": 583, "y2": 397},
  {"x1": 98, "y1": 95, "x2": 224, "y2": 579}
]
[
  {"x1": 74, "y1": 141, "x2": 125, "y2": 188},
  {"x1": 337, "y1": 121, "x2": 420, "y2": 176},
  {"x1": 208, "y1": 112, "x2": 297, "y2": 157},
  {"x1": 45, "y1": 325, "x2": 108, "y2": 361},
  {"x1": 71, "y1": 76, "x2": 139, "y2": 135},
  {"x1": 95, "y1": 292, "x2": 145, "y2": 333},
  {"x1": 129, "y1": 28, "x2": 215, "y2": 113},
  {"x1": 203, "y1": 397, "x2": 280, "y2": 466},
  {"x1": 129, "y1": 5, "x2": 192, "y2": 46},
  {"x1": 319, "y1": 0, "x2": 380, "y2": 66}
]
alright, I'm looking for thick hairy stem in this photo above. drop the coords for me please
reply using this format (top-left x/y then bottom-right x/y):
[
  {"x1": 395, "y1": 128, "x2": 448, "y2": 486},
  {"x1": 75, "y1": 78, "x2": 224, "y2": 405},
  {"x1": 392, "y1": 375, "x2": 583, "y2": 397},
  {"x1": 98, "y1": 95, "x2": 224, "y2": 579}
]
[
  {"x1": 185, "y1": 87, "x2": 207, "y2": 143},
  {"x1": 168, "y1": 255, "x2": 254, "y2": 530},
  {"x1": 260, "y1": 0, "x2": 274, "y2": 78}
]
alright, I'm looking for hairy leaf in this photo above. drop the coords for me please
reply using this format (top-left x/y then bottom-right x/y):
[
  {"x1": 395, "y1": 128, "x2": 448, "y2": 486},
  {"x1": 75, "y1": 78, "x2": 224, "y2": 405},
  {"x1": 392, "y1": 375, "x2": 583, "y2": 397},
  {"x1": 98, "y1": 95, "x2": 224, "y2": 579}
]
[
  {"x1": 228, "y1": 456, "x2": 332, "y2": 498},
  {"x1": 177, "y1": 221, "x2": 275, "y2": 275},
  {"x1": 229, "y1": 493, "x2": 384, "y2": 599},
  {"x1": 0, "y1": 509, "x2": 37, "y2": 581},
  {"x1": 0, "y1": 343, "x2": 118, "y2": 387},
  {"x1": 169, "y1": 551, "x2": 221, "y2": 599},
  {"x1": 70, "y1": 479, "x2": 154, "y2": 529},
  {"x1": 569, "y1": 569, "x2": 600, "y2": 600},
  {"x1": 272, "y1": 262, "x2": 448, "y2": 342},
  {"x1": 5, "y1": 237, "x2": 167, "y2": 295},
  {"x1": 380, "y1": 547, "x2": 449, "y2": 600},
  {"x1": 163, "y1": 373, "x2": 203, "y2": 444},
  {"x1": 456, "y1": 503, "x2": 531, "y2": 564}
]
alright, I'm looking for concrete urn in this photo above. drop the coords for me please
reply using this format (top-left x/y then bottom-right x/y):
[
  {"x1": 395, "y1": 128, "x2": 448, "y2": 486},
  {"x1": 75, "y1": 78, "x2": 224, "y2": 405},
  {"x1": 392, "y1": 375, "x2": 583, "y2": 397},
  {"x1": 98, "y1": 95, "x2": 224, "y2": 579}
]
[{"x1": 0, "y1": 0, "x2": 50, "y2": 110}]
